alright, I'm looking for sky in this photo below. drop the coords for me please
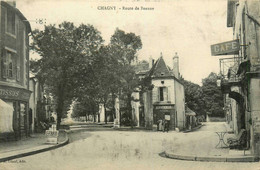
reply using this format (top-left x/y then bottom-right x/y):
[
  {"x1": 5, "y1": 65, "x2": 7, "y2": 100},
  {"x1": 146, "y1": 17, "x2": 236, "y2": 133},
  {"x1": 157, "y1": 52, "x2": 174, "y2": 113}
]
[{"x1": 16, "y1": 0, "x2": 234, "y2": 85}]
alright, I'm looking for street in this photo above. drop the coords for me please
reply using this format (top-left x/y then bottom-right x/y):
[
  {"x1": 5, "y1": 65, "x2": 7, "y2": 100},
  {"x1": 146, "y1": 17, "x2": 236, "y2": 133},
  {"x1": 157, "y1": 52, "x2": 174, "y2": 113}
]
[{"x1": 0, "y1": 122, "x2": 259, "y2": 170}]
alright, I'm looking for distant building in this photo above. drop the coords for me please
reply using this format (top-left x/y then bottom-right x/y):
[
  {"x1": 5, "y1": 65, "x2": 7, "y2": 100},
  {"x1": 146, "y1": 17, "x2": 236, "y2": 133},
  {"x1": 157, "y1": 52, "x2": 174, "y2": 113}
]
[
  {"x1": 0, "y1": 1, "x2": 31, "y2": 140},
  {"x1": 132, "y1": 53, "x2": 186, "y2": 130},
  {"x1": 29, "y1": 73, "x2": 53, "y2": 133}
]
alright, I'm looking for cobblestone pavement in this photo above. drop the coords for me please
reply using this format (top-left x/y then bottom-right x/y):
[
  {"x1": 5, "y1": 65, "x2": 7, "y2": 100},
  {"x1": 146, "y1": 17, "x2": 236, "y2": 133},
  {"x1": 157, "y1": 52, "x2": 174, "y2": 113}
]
[{"x1": 0, "y1": 122, "x2": 260, "y2": 170}]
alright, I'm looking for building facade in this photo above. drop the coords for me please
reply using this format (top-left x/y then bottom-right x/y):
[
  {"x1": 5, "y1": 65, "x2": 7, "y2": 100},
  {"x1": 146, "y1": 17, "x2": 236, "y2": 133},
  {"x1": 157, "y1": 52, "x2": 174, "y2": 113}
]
[
  {"x1": 133, "y1": 53, "x2": 185, "y2": 130},
  {"x1": 0, "y1": 1, "x2": 31, "y2": 140},
  {"x1": 221, "y1": 0, "x2": 260, "y2": 157},
  {"x1": 29, "y1": 74, "x2": 53, "y2": 133}
]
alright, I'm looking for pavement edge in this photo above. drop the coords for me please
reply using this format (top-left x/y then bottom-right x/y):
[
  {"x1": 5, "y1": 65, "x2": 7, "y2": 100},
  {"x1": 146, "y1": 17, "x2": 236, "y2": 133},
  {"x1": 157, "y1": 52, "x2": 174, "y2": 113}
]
[
  {"x1": 0, "y1": 131, "x2": 69, "y2": 163},
  {"x1": 164, "y1": 151, "x2": 259, "y2": 162}
]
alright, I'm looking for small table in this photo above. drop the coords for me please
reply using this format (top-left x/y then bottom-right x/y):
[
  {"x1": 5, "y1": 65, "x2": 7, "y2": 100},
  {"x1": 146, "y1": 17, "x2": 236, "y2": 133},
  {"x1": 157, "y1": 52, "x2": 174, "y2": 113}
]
[{"x1": 215, "y1": 132, "x2": 228, "y2": 148}]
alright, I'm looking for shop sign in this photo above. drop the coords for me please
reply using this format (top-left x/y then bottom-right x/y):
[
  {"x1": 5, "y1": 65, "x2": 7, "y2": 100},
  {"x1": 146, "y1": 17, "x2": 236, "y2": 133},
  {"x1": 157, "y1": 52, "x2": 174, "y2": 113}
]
[
  {"x1": 45, "y1": 125, "x2": 59, "y2": 144},
  {"x1": 211, "y1": 40, "x2": 240, "y2": 56},
  {"x1": 155, "y1": 105, "x2": 174, "y2": 110},
  {"x1": 0, "y1": 85, "x2": 31, "y2": 101}
]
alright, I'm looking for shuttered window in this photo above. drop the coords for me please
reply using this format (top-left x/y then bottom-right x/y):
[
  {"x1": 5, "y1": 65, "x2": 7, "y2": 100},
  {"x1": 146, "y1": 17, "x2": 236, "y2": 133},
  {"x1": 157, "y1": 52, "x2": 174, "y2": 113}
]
[
  {"x1": 6, "y1": 10, "x2": 16, "y2": 35},
  {"x1": 158, "y1": 87, "x2": 168, "y2": 102},
  {"x1": 7, "y1": 51, "x2": 13, "y2": 78},
  {"x1": 152, "y1": 87, "x2": 158, "y2": 103},
  {"x1": 2, "y1": 50, "x2": 7, "y2": 78},
  {"x1": 2, "y1": 50, "x2": 16, "y2": 79}
]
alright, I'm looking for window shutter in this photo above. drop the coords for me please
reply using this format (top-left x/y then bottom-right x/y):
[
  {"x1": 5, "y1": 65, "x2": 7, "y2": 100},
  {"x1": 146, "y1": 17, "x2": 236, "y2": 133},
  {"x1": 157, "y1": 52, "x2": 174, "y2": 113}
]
[
  {"x1": 163, "y1": 87, "x2": 168, "y2": 101},
  {"x1": 167, "y1": 87, "x2": 171, "y2": 102},
  {"x1": 16, "y1": 66, "x2": 20, "y2": 81},
  {"x1": 152, "y1": 87, "x2": 158, "y2": 103},
  {"x1": 2, "y1": 61, "x2": 7, "y2": 78},
  {"x1": 2, "y1": 50, "x2": 7, "y2": 78}
]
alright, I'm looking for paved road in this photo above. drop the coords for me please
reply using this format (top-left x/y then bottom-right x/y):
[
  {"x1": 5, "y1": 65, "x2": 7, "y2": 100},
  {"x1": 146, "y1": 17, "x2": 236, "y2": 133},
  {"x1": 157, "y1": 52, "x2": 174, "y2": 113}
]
[{"x1": 0, "y1": 122, "x2": 259, "y2": 170}]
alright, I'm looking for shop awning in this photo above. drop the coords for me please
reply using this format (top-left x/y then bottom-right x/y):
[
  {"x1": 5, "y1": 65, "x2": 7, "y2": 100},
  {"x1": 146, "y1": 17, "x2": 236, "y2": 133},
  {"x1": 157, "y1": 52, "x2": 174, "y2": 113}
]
[
  {"x1": 185, "y1": 107, "x2": 196, "y2": 116},
  {"x1": 0, "y1": 99, "x2": 14, "y2": 133}
]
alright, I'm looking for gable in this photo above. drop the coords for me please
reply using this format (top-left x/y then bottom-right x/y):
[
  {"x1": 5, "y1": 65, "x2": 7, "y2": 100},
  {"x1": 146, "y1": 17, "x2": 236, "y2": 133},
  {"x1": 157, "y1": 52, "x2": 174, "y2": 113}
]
[{"x1": 150, "y1": 57, "x2": 172, "y2": 78}]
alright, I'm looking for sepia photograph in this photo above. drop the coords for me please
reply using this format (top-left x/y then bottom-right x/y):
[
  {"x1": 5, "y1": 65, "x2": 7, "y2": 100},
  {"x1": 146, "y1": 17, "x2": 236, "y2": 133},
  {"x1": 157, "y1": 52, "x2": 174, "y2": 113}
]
[{"x1": 0, "y1": 0, "x2": 260, "y2": 169}]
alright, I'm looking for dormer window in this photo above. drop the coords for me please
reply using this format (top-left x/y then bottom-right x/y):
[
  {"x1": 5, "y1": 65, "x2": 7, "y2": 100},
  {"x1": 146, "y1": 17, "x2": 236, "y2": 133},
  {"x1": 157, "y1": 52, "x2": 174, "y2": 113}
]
[{"x1": 161, "y1": 72, "x2": 165, "y2": 76}]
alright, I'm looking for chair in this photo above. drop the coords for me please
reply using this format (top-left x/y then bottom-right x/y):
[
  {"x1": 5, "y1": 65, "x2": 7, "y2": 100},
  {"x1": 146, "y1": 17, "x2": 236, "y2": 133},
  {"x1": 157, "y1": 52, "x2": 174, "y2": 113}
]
[{"x1": 227, "y1": 129, "x2": 247, "y2": 150}]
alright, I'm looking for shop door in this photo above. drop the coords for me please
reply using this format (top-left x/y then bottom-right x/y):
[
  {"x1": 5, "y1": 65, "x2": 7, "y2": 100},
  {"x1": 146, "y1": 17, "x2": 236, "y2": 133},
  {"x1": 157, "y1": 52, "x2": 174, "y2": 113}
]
[{"x1": 20, "y1": 103, "x2": 27, "y2": 137}]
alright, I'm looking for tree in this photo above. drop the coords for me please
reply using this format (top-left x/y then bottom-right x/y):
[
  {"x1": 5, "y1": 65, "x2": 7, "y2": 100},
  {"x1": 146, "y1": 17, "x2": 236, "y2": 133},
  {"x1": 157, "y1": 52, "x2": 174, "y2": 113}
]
[
  {"x1": 201, "y1": 72, "x2": 224, "y2": 117},
  {"x1": 179, "y1": 77, "x2": 205, "y2": 116},
  {"x1": 30, "y1": 22, "x2": 103, "y2": 129},
  {"x1": 109, "y1": 28, "x2": 142, "y2": 126}
]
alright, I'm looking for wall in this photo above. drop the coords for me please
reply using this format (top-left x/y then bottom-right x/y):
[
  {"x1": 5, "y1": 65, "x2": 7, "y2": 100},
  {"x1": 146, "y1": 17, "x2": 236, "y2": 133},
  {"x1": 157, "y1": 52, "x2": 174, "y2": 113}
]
[
  {"x1": 174, "y1": 80, "x2": 185, "y2": 130},
  {"x1": 151, "y1": 79, "x2": 175, "y2": 104},
  {"x1": 0, "y1": 2, "x2": 31, "y2": 139},
  {"x1": 29, "y1": 78, "x2": 35, "y2": 132},
  {"x1": 0, "y1": 4, "x2": 29, "y2": 89},
  {"x1": 250, "y1": 78, "x2": 260, "y2": 156},
  {"x1": 143, "y1": 90, "x2": 153, "y2": 129},
  {"x1": 232, "y1": 0, "x2": 260, "y2": 156},
  {"x1": 131, "y1": 91, "x2": 140, "y2": 126}
]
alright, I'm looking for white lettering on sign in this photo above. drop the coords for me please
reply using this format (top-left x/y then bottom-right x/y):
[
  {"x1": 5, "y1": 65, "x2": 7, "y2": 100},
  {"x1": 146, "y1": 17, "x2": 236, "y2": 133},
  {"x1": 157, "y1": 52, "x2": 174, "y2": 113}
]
[
  {"x1": 45, "y1": 130, "x2": 59, "y2": 137},
  {"x1": 0, "y1": 89, "x2": 19, "y2": 97},
  {"x1": 211, "y1": 40, "x2": 240, "y2": 56},
  {"x1": 45, "y1": 129, "x2": 59, "y2": 144},
  {"x1": 155, "y1": 106, "x2": 174, "y2": 110}
]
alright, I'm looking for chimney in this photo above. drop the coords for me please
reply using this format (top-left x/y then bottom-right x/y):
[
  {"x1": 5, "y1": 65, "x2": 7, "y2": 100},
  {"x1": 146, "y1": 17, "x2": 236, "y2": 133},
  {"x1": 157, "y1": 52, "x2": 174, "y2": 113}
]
[
  {"x1": 6, "y1": 1, "x2": 16, "y2": 7},
  {"x1": 149, "y1": 56, "x2": 154, "y2": 69},
  {"x1": 173, "y1": 52, "x2": 180, "y2": 79}
]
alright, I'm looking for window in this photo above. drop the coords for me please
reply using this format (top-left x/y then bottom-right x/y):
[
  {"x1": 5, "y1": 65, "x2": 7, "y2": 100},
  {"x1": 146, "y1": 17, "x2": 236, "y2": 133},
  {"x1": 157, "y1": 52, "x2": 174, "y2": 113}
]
[
  {"x1": 159, "y1": 87, "x2": 168, "y2": 101},
  {"x1": 6, "y1": 10, "x2": 16, "y2": 35},
  {"x1": 7, "y1": 51, "x2": 13, "y2": 78},
  {"x1": 2, "y1": 50, "x2": 16, "y2": 79},
  {"x1": 159, "y1": 87, "x2": 164, "y2": 101}
]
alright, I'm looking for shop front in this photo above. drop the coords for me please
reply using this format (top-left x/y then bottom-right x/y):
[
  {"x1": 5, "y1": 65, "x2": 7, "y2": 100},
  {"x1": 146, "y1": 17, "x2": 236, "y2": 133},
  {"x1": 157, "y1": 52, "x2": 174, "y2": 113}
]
[
  {"x1": 153, "y1": 104, "x2": 175, "y2": 130},
  {"x1": 0, "y1": 85, "x2": 31, "y2": 140}
]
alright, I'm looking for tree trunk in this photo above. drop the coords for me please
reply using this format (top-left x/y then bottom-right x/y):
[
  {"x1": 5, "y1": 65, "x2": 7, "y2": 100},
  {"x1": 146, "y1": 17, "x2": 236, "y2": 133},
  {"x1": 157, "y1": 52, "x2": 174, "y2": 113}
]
[
  {"x1": 104, "y1": 102, "x2": 107, "y2": 124},
  {"x1": 93, "y1": 105, "x2": 96, "y2": 122},
  {"x1": 56, "y1": 101, "x2": 63, "y2": 130},
  {"x1": 56, "y1": 84, "x2": 65, "y2": 130},
  {"x1": 127, "y1": 93, "x2": 133, "y2": 128},
  {"x1": 111, "y1": 93, "x2": 116, "y2": 120}
]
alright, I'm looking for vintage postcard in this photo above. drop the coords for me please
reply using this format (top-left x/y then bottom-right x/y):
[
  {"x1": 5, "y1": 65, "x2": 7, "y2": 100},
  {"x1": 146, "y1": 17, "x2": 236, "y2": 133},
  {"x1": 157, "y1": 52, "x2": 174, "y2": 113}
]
[{"x1": 0, "y1": 0, "x2": 260, "y2": 169}]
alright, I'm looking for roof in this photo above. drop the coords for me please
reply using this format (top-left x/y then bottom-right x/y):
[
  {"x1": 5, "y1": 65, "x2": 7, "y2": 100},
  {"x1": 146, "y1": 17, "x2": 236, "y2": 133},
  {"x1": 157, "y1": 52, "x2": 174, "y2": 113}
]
[
  {"x1": 1, "y1": 1, "x2": 32, "y2": 33},
  {"x1": 185, "y1": 106, "x2": 196, "y2": 116},
  {"x1": 145, "y1": 55, "x2": 184, "y2": 85},
  {"x1": 146, "y1": 56, "x2": 172, "y2": 78}
]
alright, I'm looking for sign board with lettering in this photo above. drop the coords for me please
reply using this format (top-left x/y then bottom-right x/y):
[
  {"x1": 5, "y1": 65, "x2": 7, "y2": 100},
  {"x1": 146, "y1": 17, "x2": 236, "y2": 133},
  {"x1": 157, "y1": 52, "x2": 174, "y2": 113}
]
[
  {"x1": 0, "y1": 85, "x2": 31, "y2": 101},
  {"x1": 45, "y1": 130, "x2": 59, "y2": 144},
  {"x1": 211, "y1": 40, "x2": 240, "y2": 56},
  {"x1": 155, "y1": 105, "x2": 174, "y2": 110}
]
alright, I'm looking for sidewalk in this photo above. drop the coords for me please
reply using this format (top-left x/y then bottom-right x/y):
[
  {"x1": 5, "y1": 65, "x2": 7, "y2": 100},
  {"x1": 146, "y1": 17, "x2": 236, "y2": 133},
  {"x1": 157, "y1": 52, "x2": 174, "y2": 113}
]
[
  {"x1": 0, "y1": 130, "x2": 69, "y2": 162},
  {"x1": 165, "y1": 122, "x2": 259, "y2": 162}
]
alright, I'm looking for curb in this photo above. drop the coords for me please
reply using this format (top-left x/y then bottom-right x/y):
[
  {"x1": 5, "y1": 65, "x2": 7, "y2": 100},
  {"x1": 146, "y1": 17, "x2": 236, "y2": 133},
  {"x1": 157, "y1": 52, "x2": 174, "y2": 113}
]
[
  {"x1": 165, "y1": 151, "x2": 259, "y2": 162},
  {"x1": 0, "y1": 132, "x2": 69, "y2": 162}
]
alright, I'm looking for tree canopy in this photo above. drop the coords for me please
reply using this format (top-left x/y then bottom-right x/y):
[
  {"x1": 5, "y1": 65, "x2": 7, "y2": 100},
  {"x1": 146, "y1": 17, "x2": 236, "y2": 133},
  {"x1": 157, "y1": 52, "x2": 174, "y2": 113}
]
[{"x1": 30, "y1": 22, "x2": 103, "y2": 129}]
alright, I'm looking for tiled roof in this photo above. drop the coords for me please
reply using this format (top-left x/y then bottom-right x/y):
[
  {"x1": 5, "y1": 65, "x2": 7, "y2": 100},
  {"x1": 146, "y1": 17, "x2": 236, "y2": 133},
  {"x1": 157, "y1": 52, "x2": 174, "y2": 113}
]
[{"x1": 147, "y1": 56, "x2": 172, "y2": 78}]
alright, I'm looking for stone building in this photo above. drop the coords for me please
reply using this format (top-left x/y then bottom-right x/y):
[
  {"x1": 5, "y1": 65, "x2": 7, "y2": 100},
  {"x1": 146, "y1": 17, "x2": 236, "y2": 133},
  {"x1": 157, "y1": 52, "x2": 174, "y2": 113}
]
[
  {"x1": 0, "y1": 1, "x2": 31, "y2": 140},
  {"x1": 219, "y1": 0, "x2": 260, "y2": 157},
  {"x1": 133, "y1": 53, "x2": 185, "y2": 130}
]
